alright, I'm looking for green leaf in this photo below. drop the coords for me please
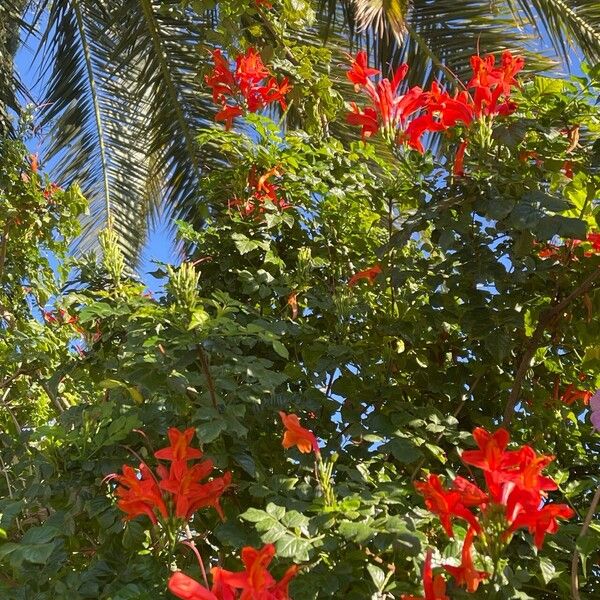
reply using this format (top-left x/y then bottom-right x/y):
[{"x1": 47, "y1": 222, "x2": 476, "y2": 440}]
[
  {"x1": 367, "y1": 564, "x2": 386, "y2": 591},
  {"x1": 196, "y1": 419, "x2": 226, "y2": 443},
  {"x1": 266, "y1": 503, "x2": 286, "y2": 521},
  {"x1": 275, "y1": 534, "x2": 312, "y2": 561},
  {"x1": 20, "y1": 526, "x2": 60, "y2": 545},
  {"x1": 272, "y1": 340, "x2": 289, "y2": 359},
  {"x1": 538, "y1": 556, "x2": 558, "y2": 585}
]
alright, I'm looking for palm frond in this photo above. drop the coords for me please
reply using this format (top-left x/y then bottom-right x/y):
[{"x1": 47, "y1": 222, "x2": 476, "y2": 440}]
[
  {"x1": 352, "y1": 0, "x2": 411, "y2": 43},
  {"x1": 317, "y1": 1, "x2": 548, "y2": 88},
  {"x1": 37, "y1": 0, "x2": 160, "y2": 265},
  {"x1": 111, "y1": 0, "x2": 217, "y2": 229},
  {"x1": 507, "y1": 0, "x2": 600, "y2": 64}
]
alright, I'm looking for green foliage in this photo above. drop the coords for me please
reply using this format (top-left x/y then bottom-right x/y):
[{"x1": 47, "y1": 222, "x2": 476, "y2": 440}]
[{"x1": 2, "y1": 27, "x2": 600, "y2": 600}]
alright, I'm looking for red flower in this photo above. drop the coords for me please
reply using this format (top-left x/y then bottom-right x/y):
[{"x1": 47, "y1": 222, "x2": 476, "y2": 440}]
[
  {"x1": 347, "y1": 103, "x2": 379, "y2": 140},
  {"x1": 414, "y1": 474, "x2": 481, "y2": 537},
  {"x1": 453, "y1": 140, "x2": 468, "y2": 177},
  {"x1": 500, "y1": 446, "x2": 557, "y2": 517},
  {"x1": 215, "y1": 105, "x2": 243, "y2": 130},
  {"x1": 260, "y1": 77, "x2": 292, "y2": 110},
  {"x1": 254, "y1": 0, "x2": 273, "y2": 8},
  {"x1": 348, "y1": 264, "x2": 382, "y2": 286},
  {"x1": 111, "y1": 429, "x2": 230, "y2": 524},
  {"x1": 346, "y1": 50, "x2": 380, "y2": 90},
  {"x1": 30, "y1": 153, "x2": 39, "y2": 173},
  {"x1": 444, "y1": 527, "x2": 489, "y2": 592},
  {"x1": 401, "y1": 550, "x2": 449, "y2": 600},
  {"x1": 205, "y1": 48, "x2": 291, "y2": 129},
  {"x1": 168, "y1": 545, "x2": 298, "y2": 600},
  {"x1": 467, "y1": 50, "x2": 523, "y2": 117},
  {"x1": 279, "y1": 411, "x2": 320, "y2": 455},
  {"x1": 510, "y1": 503, "x2": 575, "y2": 549},
  {"x1": 43, "y1": 309, "x2": 58, "y2": 324},
  {"x1": 205, "y1": 49, "x2": 237, "y2": 105},
  {"x1": 168, "y1": 572, "x2": 218, "y2": 600},
  {"x1": 155, "y1": 427, "x2": 204, "y2": 462},
  {"x1": 114, "y1": 463, "x2": 168, "y2": 524},
  {"x1": 497, "y1": 50, "x2": 525, "y2": 96},
  {"x1": 587, "y1": 233, "x2": 600, "y2": 252},
  {"x1": 561, "y1": 384, "x2": 592, "y2": 406},
  {"x1": 159, "y1": 459, "x2": 231, "y2": 520},
  {"x1": 345, "y1": 54, "x2": 412, "y2": 141},
  {"x1": 461, "y1": 427, "x2": 512, "y2": 472},
  {"x1": 451, "y1": 476, "x2": 488, "y2": 508}
]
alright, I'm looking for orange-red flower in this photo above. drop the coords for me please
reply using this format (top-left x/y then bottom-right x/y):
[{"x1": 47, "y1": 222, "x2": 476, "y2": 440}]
[
  {"x1": 348, "y1": 264, "x2": 382, "y2": 287},
  {"x1": 229, "y1": 166, "x2": 289, "y2": 217},
  {"x1": 155, "y1": 427, "x2": 204, "y2": 462},
  {"x1": 346, "y1": 50, "x2": 380, "y2": 90},
  {"x1": 414, "y1": 474, "x2": 481, "y2": 537},
  {"x1": 444, "y1": 527, "x2": 489, "y2": 592},
  {"x1": 401, "y1": 550, "x2": 449, "y2": 600},
  {"x1": 168, "y1": 572, "x2": 217, "y2": 600},
  {"x1": 159, "y1": 459, "x2": 231, "y2": 520},
  {"x1": 453, "y1": 140, "x2": 468, "y2": 177},
  {"x1": 205, "y1": 48, "x2": 291, "y2": 129},
  {"x1": 113, "y1": 463, "x2": 168, "y2": 524},
  {"x1": 510, "y1": 503, "x2": 575, "y2": 549},
  {"x1": 110, "y1": 428, "x2": 230, "y2": 524},
  {"x1": 279, "y1": 411, "x2": 320, "y2": 455},
  {"x1": 561, "y1": 384, "x2": 592, "y2": 406},
  {"x1": 168, "y1": 544, "x2": 298, "y2": 600},
  {"x1": 347, "y1": 50, "x2": 522, "y2": 153}
]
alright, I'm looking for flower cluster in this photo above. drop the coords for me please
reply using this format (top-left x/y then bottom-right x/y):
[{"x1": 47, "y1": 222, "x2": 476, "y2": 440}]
[
  {"x1": 346, "y1": 49, "x2": 523, "y2": 155},
  {"x1": 111, "y1": 427, "x2": 231, "y2": 524},
  {"x1": 538, "y1": 232, "x2": 600, "y2": 261},
  {"x1": 205, "y1": 48, "x2": 291, "y2": 129},
  {"x1": 410, "y1": 427, "x2": 574, "y2": 596},
  {"x1": 168, "y1": 544, "x2": 298, "y2": 600},
  {"x1": 228, "y1": 166, "x2": 289, "y2": 216}
]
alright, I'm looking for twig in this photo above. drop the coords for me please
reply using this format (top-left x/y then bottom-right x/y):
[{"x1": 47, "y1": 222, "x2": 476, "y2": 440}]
[
  {"x1": 1, "y1": 388, "x2": 21, "y2": 434},
  {"x1": 571, "y1": 484, "x2": 600, "y2": 600},
  {"x1": 502, "y1": 266, "x2": 600, "y2": 426},
  {"x1": 197, "y1": 346, "x2": 218, "y2": 409},
  {"x1": 39, "y1": 377, "x2": 66, "y2": 413},
  {"x1": 183, "y1": 526, "x2": 209, "y2": 589},
  {"x1": 0, "y1": 365, "x2": 33, "y2": 391}
]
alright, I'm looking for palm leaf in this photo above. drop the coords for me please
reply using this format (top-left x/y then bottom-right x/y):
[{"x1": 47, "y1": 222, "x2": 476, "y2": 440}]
[
  {"x1": 32, "y1": 0, "x2": 216, "y2": 267},
  {"x1": 36, "y1": 0, "x2": 161, "y2": 265},
  {"x1": 352, "y1": 0, "x2": 411, "y2": 43},
  {"x1": 507, "y1": 0, "x2": 600, "y2": 64}
]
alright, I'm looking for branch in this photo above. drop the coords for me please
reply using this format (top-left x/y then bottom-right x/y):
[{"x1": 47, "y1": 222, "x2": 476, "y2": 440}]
[
  {"x1": 0, "y1": 365, "x2": 33, "y2": 391},
  {"x1": 502, "y1": 266, "x2": 600, "y2": 426},
  {"x1": 197, "y1": 345, "x2": 218, "y2": 409},
  {"x1": 571, "y1": 484, "x2": 600, "y2": 600}
]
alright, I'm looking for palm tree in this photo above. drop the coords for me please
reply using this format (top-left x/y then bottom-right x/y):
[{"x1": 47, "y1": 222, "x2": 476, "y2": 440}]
[{"x1": 1, "y1": 0, "x2": 599, "y2": 266}]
